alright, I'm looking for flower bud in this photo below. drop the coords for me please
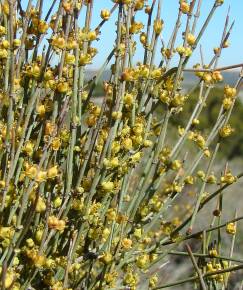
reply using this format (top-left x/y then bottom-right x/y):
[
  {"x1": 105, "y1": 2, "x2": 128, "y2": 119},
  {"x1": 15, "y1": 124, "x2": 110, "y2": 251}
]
[
  {"x1": 47, "y1": 166, "x2": 58, "y2": 179},
  {"x1": 100, "y1": 252, "x2": 113, "y2": 264},
  {"x1": 226, "y1": 222, "x2": 236, "y2": 235},
  {"x1": 13, "y1": 39, "x2": 21, "y2": 48},
  {"x1": 2, "y1": 39, "x2": 10, "y2": 49},
  {"x1": 135, "y1": 0, "x2": 144, "y2": 11},
  {"x1": 219, "y1": 124, "x2": 234, "y2": 138},
  {"x1": 101, "y1": 181, "x2": 114, "y2": 193},
  {"x1": 0, "y1": 25, "x2": 6, "y2": 36},
  {"x1": 154, "y1": 19, "x2": 164, "y2": 35},
  {"x1": 122, "y1": 137, "x2": 133, "y2": 151},
  {"x1": 140, "y1": 32, "x2": 147, "y2": 45},
  {"x1": 216, "y1": 0, "x2": 224, "y2": 6},
  {"x1": 65, "y1": 53, "x2": 75, "y2": 65},
  {"x1": 180, "y1": 1, "x2": 190, "y2": 14},
  {"x1": 122, "y1": 238, "x2": 133, "y2": 249},
  {"x1": 100, "y1": 9, "x2": 111, "y2": 20},
  {"x1": 187, "y1": 33, "x2": 196, "y2": 45}
]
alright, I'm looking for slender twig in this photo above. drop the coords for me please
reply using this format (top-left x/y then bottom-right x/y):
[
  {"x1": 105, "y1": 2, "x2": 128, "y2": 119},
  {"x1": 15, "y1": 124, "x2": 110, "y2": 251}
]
[
  {"x1": 185, "y1": 244, "x2": 207, "y2": 290},
  {"x1": 184, "y1": 63, "x2": 243, "y2": 72},
  {"x1": 153, "y1": 264, "x2": 243, "y2": 289}
]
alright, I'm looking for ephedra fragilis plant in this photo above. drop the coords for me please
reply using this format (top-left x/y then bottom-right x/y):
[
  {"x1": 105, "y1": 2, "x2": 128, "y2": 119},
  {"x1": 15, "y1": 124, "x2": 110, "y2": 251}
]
[{"x1": 0, "y1": 0, "x2": 242, "y2": 289}]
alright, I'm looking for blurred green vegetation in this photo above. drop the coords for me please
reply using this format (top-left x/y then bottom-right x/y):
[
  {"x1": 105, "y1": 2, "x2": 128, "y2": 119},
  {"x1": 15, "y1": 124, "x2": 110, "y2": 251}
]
[
  {"x1": 171, "y1": 87, "x2": 243, "y2": 159},
  {"x1": 93, "y1": 82, "x2": 104, "y2": 97}
]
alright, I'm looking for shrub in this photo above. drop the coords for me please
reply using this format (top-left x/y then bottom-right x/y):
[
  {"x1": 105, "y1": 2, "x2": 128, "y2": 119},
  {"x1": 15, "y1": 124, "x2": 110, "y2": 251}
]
[{"x1": 0, "y1": 0, "x2": 242, "y2": 289}]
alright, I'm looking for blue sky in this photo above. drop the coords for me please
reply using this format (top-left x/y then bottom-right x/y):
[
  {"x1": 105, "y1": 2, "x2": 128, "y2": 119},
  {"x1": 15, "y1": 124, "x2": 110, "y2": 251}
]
[
  {"x1": 25, "y1": 0, "x2": 243, "y2": 69},
  {"x1": 87, "y1": 0, "x2": 243, "y2": 69}
]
